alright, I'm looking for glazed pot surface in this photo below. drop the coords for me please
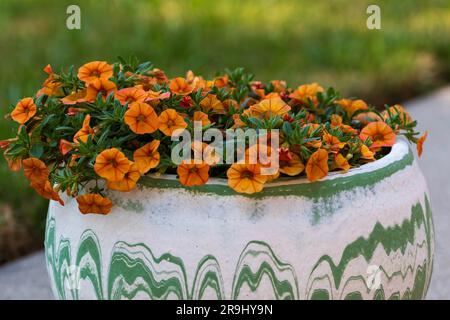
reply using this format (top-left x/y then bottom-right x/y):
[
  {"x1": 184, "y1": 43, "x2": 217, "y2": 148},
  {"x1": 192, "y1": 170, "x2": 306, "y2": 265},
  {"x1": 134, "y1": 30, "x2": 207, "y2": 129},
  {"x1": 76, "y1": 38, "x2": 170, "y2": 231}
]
[{"x1": 45, "y1": 140, "x2": 434, "y2": 300}]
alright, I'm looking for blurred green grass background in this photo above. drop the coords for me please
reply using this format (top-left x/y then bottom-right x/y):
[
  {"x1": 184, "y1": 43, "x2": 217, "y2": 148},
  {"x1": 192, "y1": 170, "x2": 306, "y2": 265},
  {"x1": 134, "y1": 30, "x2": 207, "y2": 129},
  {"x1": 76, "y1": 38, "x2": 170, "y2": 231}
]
[{"x1": 0, "y1": 0, "x2": 449, "y2": 262}]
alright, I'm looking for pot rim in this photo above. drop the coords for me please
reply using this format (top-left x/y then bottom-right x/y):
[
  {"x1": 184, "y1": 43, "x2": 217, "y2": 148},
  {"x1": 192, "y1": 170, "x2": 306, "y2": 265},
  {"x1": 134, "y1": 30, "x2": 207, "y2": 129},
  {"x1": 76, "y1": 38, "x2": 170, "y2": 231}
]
[{"x1": 139, "y1": 139, "x2": 413, "y2": 189}]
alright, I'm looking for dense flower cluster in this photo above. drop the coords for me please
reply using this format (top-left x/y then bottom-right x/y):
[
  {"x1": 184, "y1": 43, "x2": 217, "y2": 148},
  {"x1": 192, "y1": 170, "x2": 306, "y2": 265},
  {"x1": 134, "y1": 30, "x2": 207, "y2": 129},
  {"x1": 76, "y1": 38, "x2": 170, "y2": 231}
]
[{"x1": 1, "y1": 58, "x2": 427, "y2": 215}]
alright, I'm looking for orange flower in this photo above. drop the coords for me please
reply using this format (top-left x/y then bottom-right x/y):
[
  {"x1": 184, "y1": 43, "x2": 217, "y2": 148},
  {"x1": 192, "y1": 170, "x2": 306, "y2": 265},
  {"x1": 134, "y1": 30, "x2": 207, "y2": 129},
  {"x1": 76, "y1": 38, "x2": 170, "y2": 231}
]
[
  {"x1": 213, "y1": 74, "x2": 229, "y2": 88},
  {"x1": 76, "y1": 194, "x2": 113, "y2": 215},
  {"x1": 169, "y1": 77, "x2": 194, "y2": 96},
  {"x1": 289, "y1": 83, "x2": 324, "y2": 105},
  {"x1": 360, "y1": 144, "x2": 375, "y2": 160},
  {"x1": 77, "y1": 61, "x2": 113, "y2": 84},
  {"x1": 61, "y1": 89, "x2": 87, "y2": 105},
  {"x1": 158, "y1": 109, "x2": 188, "y2": 136},
  {"x1": 336, "y1": 99, "x2": 369, "y2": 117},
  {"x1": 193, "y1": 111, "x2": 211, "y2": 126},
  {"x1": 186, "y1": 71, "x2": 213, "y2": 92},
  {"x1": 322, "y1": 132, "x2": 346, "y2": 153},
  {"x1": 94, "y1": 148, "x2": 132, "y2": 182},
  {"x1": 124, "y1": 102, "x2": 159, "y2": 134},
  {"x1": 352, "y1": 111, "x2": 383, "y2": 126},
  {"x1": 305, "y1": 149, "x2": 329, "y2": 182},
  {"x1": 22, "y1": 157, "x2": 49, "y2": 184},
  {"x1": 145, "y1": 90, "x2": 171, "y2": 105},
  {"x1": 107, "y1": 162, "x2": 141, "y2": 192},
  {"x1": 85, "y1": 78, "x2": 117, "y2": 102},
  {"x1": 264, "y1": 92, "x2": 281, "y2": 100},
  {"x1": 31, "y1": 180, "x2": 64, "y2": 206},
  {"x1": 333, "y1": 153, "x2": 350, "y2": 172},
  {"x1": 177, "y1": 160, "x2": 210, "y2": 187},
  {"x1": 191, "y1": 142, "x2": 222, "y2": 166},
  {"x1": 73, "y1": 115, "x2": 94, "y2": 143},
  {"x1": 37, "y1": 77, "x2": 63, "y2": 97},
  {"x1": 249, "y1": 97, "x2": 291, "y2": 119},
  {"x1": 232, "y1": 113, "x2": 246, "y2": 128},
  {"x1": 4, "y1": 155, "x2": 22, "y2": 172},
  {"x1": 59, "y1": 139, "x2": 73, "y2": 156},
  {"x1": 200, "y1": 94, "x2": 226, "y2": 114},
  {"x1": 36, "y1": 64, "x2": 63, "y2": 97},
  {"x1": 360, "y1": 121, "x2": 396, "y2": 150},
  {"x1": 115, "y1": 87, "x2": 147, "y2": 106},
  {"x1": 227, "y1": 163, "x2": 268, "y2": 194},
  {"x1": 417, "y1": 131, "x2": 428, "y2": 157},
  {"x1": 11, "y1": 98, "x2": 36, "y2": 124},
  {"x1": 271, "y1": 80, "x2": 287, "y2": 93},
  {"x1": 279, "y1": 153, "x2": 305, "y2": 176},
  {"x1": 330, "y1": 114, "x2": 358, "y2": 134},
  {"x1": 133, "y1": 140, "x2": 160, "y2": 174}
]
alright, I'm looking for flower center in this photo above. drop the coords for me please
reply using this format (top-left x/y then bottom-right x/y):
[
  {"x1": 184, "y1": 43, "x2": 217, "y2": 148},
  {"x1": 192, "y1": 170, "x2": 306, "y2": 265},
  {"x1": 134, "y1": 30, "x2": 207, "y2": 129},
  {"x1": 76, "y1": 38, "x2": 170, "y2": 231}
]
[
  {"x1": 373, "y1": 134, "x2": 384, "y2": 141},
  {"x1": 242, "y1": 170, "x2": 253, "y2": 179},
  {"x1": 189, "y1": 167, "x2": 198, "y2": 174}
]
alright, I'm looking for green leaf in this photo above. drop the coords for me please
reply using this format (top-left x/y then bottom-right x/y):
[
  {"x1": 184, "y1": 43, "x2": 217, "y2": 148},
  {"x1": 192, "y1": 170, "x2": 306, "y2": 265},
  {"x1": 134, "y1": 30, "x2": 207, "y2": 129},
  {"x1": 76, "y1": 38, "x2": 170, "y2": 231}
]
[{"x1": 29, "y1": 144, "x2": 44, "y2": 158}]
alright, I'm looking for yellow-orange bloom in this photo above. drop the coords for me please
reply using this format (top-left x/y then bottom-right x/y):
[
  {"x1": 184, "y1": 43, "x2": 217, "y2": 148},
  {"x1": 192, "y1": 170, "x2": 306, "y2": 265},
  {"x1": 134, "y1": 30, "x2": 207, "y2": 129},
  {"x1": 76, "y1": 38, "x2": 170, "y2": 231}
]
[
  {"x1": 333, "y1": 153, "x2": 350, "y2": 172},
  {"x1": 76, "y1": 194, "x2": 113, "y2": 215},
  {"x1": 5, "y1": 155, "x2": 22, "y2": 172},
  {"x1": 417, "y1": 131, "x2": 428, "y2": 158},
  {"x1": 249, "y1": 97, "x2": 291, "y2": 119},
  {"x1": 271, "y1": 80, "x2": 287, "y2": 93},
  {"x1": 191, "y1": 142, "x2": 222, "y2": 166},
  {"x1": 289, "y1": 83, "x2": 324, "y2": 105},
  {"x1": 200, "y1": 94, "x2": 226, "y2": 114},
  {"x1": 31, "y1": 180, "x2": 64, "y2": 206},
  {"x1": 145, "y1": 90, "x2": 171, "y2": 106},
  {"x1": 360, "y1": 144, "x2": 375, "y2": 160},
  {"x1": 177, "y1": 161, "x2": 210, "y2": 187},
  {"x1": 73, "y1": 115, "x2": 94, "y2": 143},
  {"x1": 77, "y1": 61, "x2": 113, "y2": 84},
  {"x1": 330, "y1": 114, "x2": 358, "y2": 134},
  {"x1": 322, "y1": 133, "x2": 346, "y2": 153},
  {"x1": 124, "y1": 102, "x2": 159, "y2": 134},
  {"x1": 158, "y1": 109, "x2": 187, "y2": 136},
  {"x1": 305, "y1": 149, "x2": 329, "y2": 182},
  {"x1": 279, "y1": 153, "x2": 305, "y2": 176},
  {"x1": 115, "y1": 87, "x2": 147, "y2": 106},
  {"x1": 133, "y1": 140, "x2": 160, "y2": 174},
  {"x1": 94, "y1": 148, "x2": 132, "y2": 182},
  {"x1": 36, "y1": 64, "x2": 63, "y2": 97},
  {"x1": 85, "y1": 78, "x2": 117, "y2": 102},
  {"x1": 23, "y1": 157, "x2": 49, "y2": 184},
  {"x1": 360, "y1": 121, "x2": 396, "y2": 150},
  {"x1": 107, "y1": 163, "x2": 141, "y2": 192},
  {"x1": 227, "y1": 163, "x2": 268, "y2": 194},
  {"x1": 213, "y1": 75, "x2": 229, "y2": 88},
  {"x1": 336, "y1": 99, "x2": 369, "y2": 117},
  {"x1": 61, "y1": 89, "x2": 87, "y2": 105},
  {"x1": 169, "y1": 77, "x2": 194, "y2": 96},
  {"x1": 353, "y1": 111, "x2": 383, "y2": 126},
  {"x1": 11, "y1": 98, "x2": 36, "y2": 124},
  {"x1": 193, "y1": 111, "x2": 211, "y2": 126}
]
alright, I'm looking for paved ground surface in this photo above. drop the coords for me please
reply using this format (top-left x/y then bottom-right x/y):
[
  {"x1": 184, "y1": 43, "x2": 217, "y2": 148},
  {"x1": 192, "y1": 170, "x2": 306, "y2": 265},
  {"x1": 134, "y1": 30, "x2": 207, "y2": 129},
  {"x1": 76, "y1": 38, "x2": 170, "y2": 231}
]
[
  {"x1": 407, "y1": 87, "x2": 450, "y2": 300},
  {"x1": 0, "y1": 87, "x2": 449, "y2": 300}
]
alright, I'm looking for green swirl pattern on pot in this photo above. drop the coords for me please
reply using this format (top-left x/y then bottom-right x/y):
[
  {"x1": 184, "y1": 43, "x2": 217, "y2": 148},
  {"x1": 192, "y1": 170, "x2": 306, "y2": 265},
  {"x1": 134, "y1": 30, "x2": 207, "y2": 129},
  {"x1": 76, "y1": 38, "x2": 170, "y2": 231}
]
[{"x1": 45, "y1": 140, "x2": 434, "y2": 300}]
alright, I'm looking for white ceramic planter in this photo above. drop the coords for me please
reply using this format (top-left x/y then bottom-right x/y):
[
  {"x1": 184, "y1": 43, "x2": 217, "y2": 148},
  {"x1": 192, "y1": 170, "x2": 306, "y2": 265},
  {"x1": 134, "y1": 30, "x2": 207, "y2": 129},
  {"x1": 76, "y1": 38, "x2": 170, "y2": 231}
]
[{"x1": 45, "y1": 140, "x2": 434, "y2": 300}]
